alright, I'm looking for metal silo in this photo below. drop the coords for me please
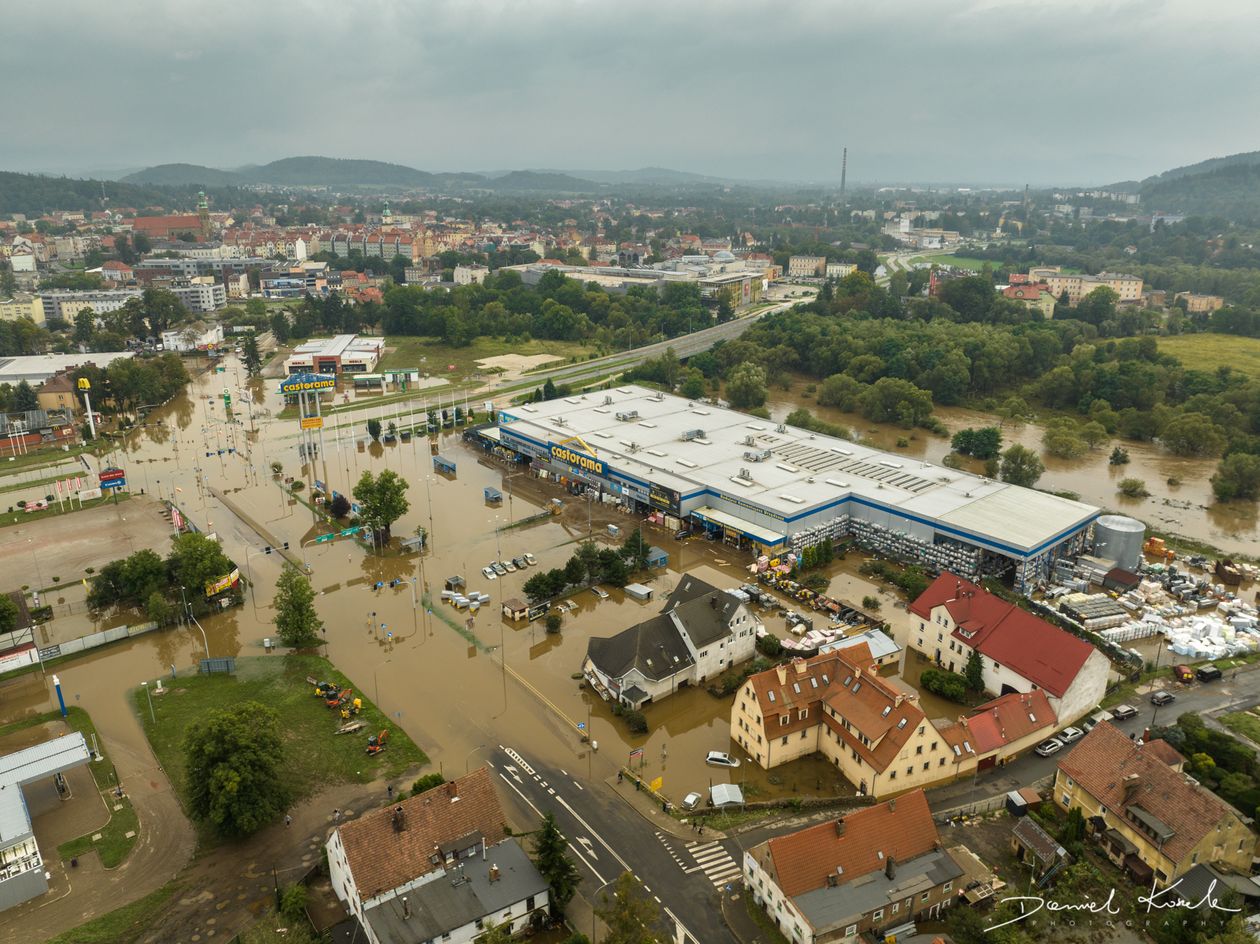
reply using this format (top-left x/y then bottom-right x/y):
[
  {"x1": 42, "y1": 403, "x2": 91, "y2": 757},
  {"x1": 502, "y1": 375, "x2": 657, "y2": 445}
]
[{"x1": 1093, "y1": 515, "x2": 1145, "y2": 570}]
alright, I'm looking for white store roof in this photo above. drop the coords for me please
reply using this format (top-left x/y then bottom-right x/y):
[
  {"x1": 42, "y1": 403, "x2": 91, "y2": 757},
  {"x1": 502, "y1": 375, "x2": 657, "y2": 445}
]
[{"x1": 498, "y1": 385, "x2": 1096, "y2": 556}]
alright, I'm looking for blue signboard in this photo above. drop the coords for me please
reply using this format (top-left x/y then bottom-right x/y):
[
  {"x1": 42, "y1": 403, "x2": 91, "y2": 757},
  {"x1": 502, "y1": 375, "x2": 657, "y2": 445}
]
[{"x1": 100, "y1": 477, "x2": 127, "y2": 490}]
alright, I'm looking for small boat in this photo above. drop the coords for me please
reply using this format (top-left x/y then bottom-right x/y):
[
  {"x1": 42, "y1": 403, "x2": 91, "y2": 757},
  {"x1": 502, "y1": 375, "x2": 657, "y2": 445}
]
[{"x1": 336, "y1": 721, "x2": 366, "y2": 735}]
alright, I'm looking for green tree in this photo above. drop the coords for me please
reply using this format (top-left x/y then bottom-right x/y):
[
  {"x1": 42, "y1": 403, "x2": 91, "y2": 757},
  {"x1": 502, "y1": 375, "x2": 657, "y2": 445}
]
[
  {"x1": 73, "y1": 308, "x2": 96, "y2": 345},
  {"x1": 964, "y1": 649, "x2": 985, "y2": 692},
  {"x1": 273, "y1": 565, "x2": 323, "y2": 647},
  {"x1": 725, "y1": 363, "x2": 767, "y2": 409},
  {"x1": 997, "y1": 395, "x2": 1032, "y2": 426},
  {"x1": 241, "y1": 334, "x2": 263, "y2": 375},
  {"x1": 545, "y1": 613, "x2": 562, "y2": 634},
  {"x1": 278, "y1": 884, "x2": 308, "y2": 924},
  {"x1": 410, "y1": 772, "x2": 446, "y2": 795},
  {"x1": 352, "y1": 469, "x2": 411, "y2": 543},
  {"x1": 595, "y1": 872, "x2": 664, "y2": 944},
  {"x1": 859, "y1": 377, "x2": 934, "y2": 428},
  {"x1": 167, "y1": 533, "x2": 233, "y2": 603},
  {"x1": 1118, "y1": 478, "x2": 1150, "y2": 498},
  {"x1": 951, "y1": 426, "x2": 1002, "y2": 459},
  {"x1": 1080, "y1": 420, "x2": 1110, "y2": 449},
  {"x1": 1160, "y1": 412, "x2": 1227, "y2": 457},
  {"x1": 146, "y1": 590, "x2": 177, "y2": 627},
  {"x1": 1211, "y1": 453, "x2": 1260, "y2": 501},
  {"x1": 13, "y1": 380, "x2": 36, "y2": 412},
  {"x1": 532, "y1": 812, "x2": 580, "y2": 915},
  {"x1": 1042, "y1": 420, "x2": 1087, "y2": 459},
  {"x1": 620, "y1": 529, "x2": 651, "y2": 571},
  {"x1": 999, "y1": 444, "x2": 1044, "y2": 487},
  {"x1": 1109, "y1": 446, "x2": 1130, "y2": 466},
  {"x1": 0, "y1": 594, "x2": 18, "y2": 634},
  {"x1": 679, "y1": 368, "x2": 706, "y2": 400},
  {"x1": 542, "y1": 377, "x2": 559, "y2": 401},
  {"x1": 366, "y1": 417, "x2": 382, "y2": 441},
  {"x1": 183, "y1": 701, "x2": 287, "y2": 837}
]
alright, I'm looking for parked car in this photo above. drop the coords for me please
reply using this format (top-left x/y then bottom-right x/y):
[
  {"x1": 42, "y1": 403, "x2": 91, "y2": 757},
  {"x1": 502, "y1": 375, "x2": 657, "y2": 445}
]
[
  {"x1": 1081, "y1": 709, "x2": 1113, "y2": 733},
  {"x1": 492, "y1": 562, "x2": 507, "y2": 576},
  {"x1": 481, "y1": 566, "x2": 497, "y2": 580},
  {"x1": 502, "y1": 560, "x2": 516, "y2": 573},
  {"x1": 674, "y1": 528, "x2": 691, "y2": 541},
  {"x1": 512, "y1": 556, "x2": 528, "y2": 569},
  {"x1": 1196, "y1": 665, "x2": 1223, "y2": 682},
  {"x1": 681, "y1": 792, "x2": 702, "y2": 811},
  {"x1": 1059, "y1": 726, "x2": 1084, "y2": 743},
  {"x1": 1150, "y1": 691, "x2": 1176, "y2": 706},
  {"x1": 523, "y1": 552, "x2": 537, "y2": 566},
  {"x1": 1034, "y1": 738, "x2": 1064, "y2": 757},
  {"x1": 591, "y1": 586, "x2": 609, "y2": 600},
  {"x1": 1173, "y1": 664, "x2": 1195, "y2": 683},
  {"x1": 705, "y1": 751, "x2": 740, "y2": 768},
  {"x1": 1111, "y1": 704, "x2": 1139, "y2": 720}
]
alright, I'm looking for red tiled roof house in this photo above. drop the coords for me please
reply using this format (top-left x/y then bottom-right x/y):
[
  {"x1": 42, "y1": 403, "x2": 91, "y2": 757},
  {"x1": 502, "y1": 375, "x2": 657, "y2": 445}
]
[{"x1": 909, "y1": 573, "x2": 1110, "y2": 724}]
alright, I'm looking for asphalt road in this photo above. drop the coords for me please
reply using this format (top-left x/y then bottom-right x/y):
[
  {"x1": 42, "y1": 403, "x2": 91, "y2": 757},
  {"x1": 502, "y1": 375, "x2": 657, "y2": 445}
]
[
  {"x1": 489, "y1": 293, "x2": 815, "y2": 399},
  {"x1": 489, "y1": 745, "x2": 740, "y2": 943},
  {"x1": 923, "y1": 668, "x2": 1258, "y2": 813}
]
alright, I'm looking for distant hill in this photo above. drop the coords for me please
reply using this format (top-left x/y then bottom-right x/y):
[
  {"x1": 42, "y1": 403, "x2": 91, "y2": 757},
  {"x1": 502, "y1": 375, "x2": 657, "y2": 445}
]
[
  {"x1": 1143, "y1": 150, "x2": 1260, "y2": 185},
  {"x1": 122, "y1": 162, "x2": 242, "y2": 187},
  {"x1": 1141, "y1": 162, "x2": 1260, "y2": 221},
  {"x1": 482, "y1": 170, "x2": 598, "y2": 192},
  {"x1": 244, "y1": 156, "x2": 482, "y2": 189},
  {"x1": 543, "y1": 166, "x2": 729, "y2": 186},
  {"x1": 0, "y1": 171, "x2": 193, "y2": 214}
]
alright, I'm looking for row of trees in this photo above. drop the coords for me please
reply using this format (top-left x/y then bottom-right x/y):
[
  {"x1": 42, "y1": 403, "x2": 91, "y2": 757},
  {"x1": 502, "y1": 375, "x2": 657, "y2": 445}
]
[
  {"x1": 70, "y1": 352, "x2": 190, "y2": 416},
  {"x1": 522, "y1": 532, "x2": 652, "y2": 603},
  {"x1": 380, "y1": 269, "x2": 711, "y2": 351},
  {"x1": 88, "y1": 533, "x2": 237, "y2": 623}
]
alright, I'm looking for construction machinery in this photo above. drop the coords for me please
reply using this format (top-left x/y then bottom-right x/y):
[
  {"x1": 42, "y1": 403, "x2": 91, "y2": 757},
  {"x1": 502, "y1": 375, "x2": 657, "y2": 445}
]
[
  {"x1": 339, "y1": 697, "x2": 362, "y2": 720},
  {"x1": 366, "y1": 729, "x2": 390, "y2": 756},
  {"x1": 327, "y1": 688, "x2": 353, "y2": 710},
  {"x1": 312, "y1": 680, "x2": 340, "y2": 699}
]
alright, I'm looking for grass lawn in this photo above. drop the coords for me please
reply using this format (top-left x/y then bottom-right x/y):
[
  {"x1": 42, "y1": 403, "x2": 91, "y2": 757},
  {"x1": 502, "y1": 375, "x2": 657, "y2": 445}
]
[
  {"x1": 0, "y1": 492, "x2": 131, "y2": 530},
  {"x1": 1157, "y1": 333, "x2": 1260, "y2": 381},
  {"x1": 744, "y1": 895, "x2": 791, "y2": 944},
  {"x1": 0, "y1": 440, "x2": 101, "y2": 476},
  {"x1": 134, "y1": 654, "x2": 429, "y2": 841},
  {"x1": 1219, "y1": 710, "x2": 1260, "y2": 744},
  {"x1": 377, "y1": 336, "x2": 597, "y2": 382},
  {"x1": 47, "y1": 882, "x2": 179, "y2": 944}
]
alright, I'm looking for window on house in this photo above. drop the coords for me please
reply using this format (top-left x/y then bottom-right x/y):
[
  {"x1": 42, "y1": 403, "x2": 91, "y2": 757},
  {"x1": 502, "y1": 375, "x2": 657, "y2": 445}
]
[
  {"x1": 780, "y1": 715, "x2": 789, "y2": 726},
  {"x1": 793, "y1": 682, "x2": 800, "y2": 693},
  {"x1": 889, "y1": 770, "x2": 897, "y2": 780},
  {"x1": 782, "y1": 736, "x2": 788, "y2": 745},
  {"x1": 873, "y1": 909, "x2": 884, "y2": 920},
  {"x1": 921, "y1": 892, "x2": 930, "y2": 902},
  {"x1": 799, "y1": 708, "x2": 808, "y2": 720},
  {"x1": 768, "y1": 691, "x2": 776, "y2": 702},
  {"x1": 939, "y1": 758, "x2": 946, "y2": 766},
  {"x1": 943, "y1": 882, "x2": 952, "y2": 893},
  {"x1": 892, "y1": 902, "x2": 899, "y2": 914},
  {"x1": 906, "y1": 766, "x2": 913, "y2": 776},
  {"x1": 845, "y1": 926, "x2": 857, "y2": 937},
  {"x1": 923, "y1": 762, "x2": 930, "y2": 771},
  {"x1": 1061, "y1": 793, "x2": 1071, "y2": 807},
  {"x1": 916, "y1": 745, "x2": 923, "y2": 755},
  {"x1": 931, "y1": 741, "x2": 937, "y2": 751},
  {"x1": 801, "y1": 730, "x2": 807, "y2": 739}
]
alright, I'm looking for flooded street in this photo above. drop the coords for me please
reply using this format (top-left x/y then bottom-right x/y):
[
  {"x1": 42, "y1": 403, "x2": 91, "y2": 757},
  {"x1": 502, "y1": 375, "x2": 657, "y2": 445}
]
[
  {"x1": 764, "y1": 380, "x2": 1259, "y2": 555},
  {"x1": 2, "y1": 354, "x2": 889, "y2": 811}
]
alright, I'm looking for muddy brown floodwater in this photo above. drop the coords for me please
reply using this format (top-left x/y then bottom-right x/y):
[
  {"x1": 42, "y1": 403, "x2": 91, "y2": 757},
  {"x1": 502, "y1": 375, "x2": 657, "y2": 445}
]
[
  {"x1": 4, "y1": 355, "x2": 894, "y2": 816},
  {"x1": 764, "y1": 379, "x2": 1259, "y2": 555}
]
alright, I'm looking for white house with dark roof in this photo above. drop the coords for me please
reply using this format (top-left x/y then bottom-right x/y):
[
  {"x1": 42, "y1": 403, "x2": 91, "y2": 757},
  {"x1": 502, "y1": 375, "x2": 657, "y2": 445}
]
[{"x1": 582, "y1": 576, "x2": 760, "y2": 708}]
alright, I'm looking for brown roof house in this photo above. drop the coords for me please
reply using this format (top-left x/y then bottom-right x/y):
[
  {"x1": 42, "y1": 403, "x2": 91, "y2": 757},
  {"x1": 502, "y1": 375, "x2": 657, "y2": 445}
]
[
  {"x1": 744, "y1": 789, "x2": 964, "y2": 942},
  {"x1": 1054, "y1": 723, "x2": 1257, "y2": 887},
  {"x1": 326, "y1": 767, "x2": 549, "y2": 944}
]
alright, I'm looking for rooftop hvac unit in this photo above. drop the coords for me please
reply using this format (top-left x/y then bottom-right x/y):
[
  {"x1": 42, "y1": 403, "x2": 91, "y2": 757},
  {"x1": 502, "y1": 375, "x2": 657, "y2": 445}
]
[
  {"x1": 737, "y1": 467, "x2": 752, "y2": 481},
  {"x1": 615, "y1": 410, "x2": 639, "y2": 422},
  {"x1": 776, "y1": 424, "x2": 787, "y2": 433},
  {"x1": 603, "y1": 395, "x2": 613, "y2": 405},
  {"x1": 744, "y1": 435, "x2": 756, "y2": 446},
  {"x1": 744, "y1": 449, "x2": 771, "y2": 462},
  {"x1": 626, "y1": 442, "x2": 640, "y2": 453},
  {"x1": 680, "y1": 429, "x2": 705, "y2": 442}
]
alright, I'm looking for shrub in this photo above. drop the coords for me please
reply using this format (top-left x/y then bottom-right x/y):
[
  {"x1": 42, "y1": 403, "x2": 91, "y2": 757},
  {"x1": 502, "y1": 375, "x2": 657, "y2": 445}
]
[
  {"x1": 1118, "y1": 478, "x2": 1149, "y2": 498},
  {"x1": 861, "y1": 595, "x2": 882, "y2": 611},
  {"x1": 920, "y1": 668, "x2": 968, "y2": 703},
  {"x1": 410, "y1": 772, "x2": 446, "y2": 796},
  {"x1": 278, "y1": 884, "x2": 308, "y2": 924},
  {"x1": 756, "y1": 634, "x2": 782, "y2": 657},
  {"x1": 545, "y1": 613, "x2": 562, "y2": 634},
  {"x1": 623, "y1": 710, "x2": 648, "y2": 734}
]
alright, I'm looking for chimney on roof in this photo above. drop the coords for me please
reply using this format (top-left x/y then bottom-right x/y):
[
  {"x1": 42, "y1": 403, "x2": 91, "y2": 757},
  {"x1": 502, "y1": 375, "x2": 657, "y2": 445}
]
[
  {"x1": 775, "y1": 665, "x2": 788, "y2": 684},
  {"x1": 1122, "y1": 773, "x2": 1141, "y2": 802},
  {"x1": 888, "y1": 797, "x2": 896, "y2": 812},
  {"x1": 885, "y1": 855, "x2": 897, "y2": 880},
  {"x1": 402, "y1": 897, "x2": 410, "y2": 919},
  {"x1": 834, "y1": 818, "x2": 845, "y2": 837},
  {"x1": 391, "y1": 805, "x2": 406, "y2": 832}
]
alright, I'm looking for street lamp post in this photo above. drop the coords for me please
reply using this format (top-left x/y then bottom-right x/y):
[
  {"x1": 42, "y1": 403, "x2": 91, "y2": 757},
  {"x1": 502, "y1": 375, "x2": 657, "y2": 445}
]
[
  {"x1": 464, "y1": 744, "x2": 488, "y2": 774},
  {"x1": 591, "y1": 877, "x2": 618, "y2": 941},
  {"x1": 373, "y1": 658, "x2": 391, "y2": 707},
  {"x1": 188, "y1": 613, "x2": 210, "y2": 660},
  {"x1": 141, "y1": 681, "x2": 155, "y2": 723}
]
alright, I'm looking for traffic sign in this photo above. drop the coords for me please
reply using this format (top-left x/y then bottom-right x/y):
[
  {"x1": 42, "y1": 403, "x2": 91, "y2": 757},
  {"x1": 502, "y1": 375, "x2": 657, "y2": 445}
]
[
  {"x1": 339, "y1": 526, "x2": 361, "y2": 537},
  {"x1": 300, "y1": 416, "x2": 323, "y2": 430},
  {"x1": 315, "y1": 533, "x2": 336, "y2": 544}
]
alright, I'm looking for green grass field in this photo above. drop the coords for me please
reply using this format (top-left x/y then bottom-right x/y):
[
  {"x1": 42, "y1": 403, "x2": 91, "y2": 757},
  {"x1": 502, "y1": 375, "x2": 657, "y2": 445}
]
[
  {"x1": 377, "y1": 336, "x2": 597, "y2": 381},
  {"x1": 134, "y1": 654, "x2": 428, "y2": 842},
  {"x1": 1219, "y1": 710, "x2": 1260, "y2": 744},
  {"x1": 47, "y1": 883, "x2": 179, "y2": 944},
  {"x1": 1157, "y1": 333, "x2": 1260, "y2": 381}
]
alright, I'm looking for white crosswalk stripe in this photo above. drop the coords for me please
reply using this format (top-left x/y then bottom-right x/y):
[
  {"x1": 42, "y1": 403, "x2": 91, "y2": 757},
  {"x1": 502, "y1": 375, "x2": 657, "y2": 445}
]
[{"x1": 655, "y1": 832, "x2": 743, "y2": 888}]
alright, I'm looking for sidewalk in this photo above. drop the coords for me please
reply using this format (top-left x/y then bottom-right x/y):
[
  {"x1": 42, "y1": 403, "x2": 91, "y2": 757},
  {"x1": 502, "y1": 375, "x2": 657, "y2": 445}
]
[
  {"x1": 721, "y1": 889, "x2": 771, "y2": 944},
  {"x1": 604, "y1": 773, "x2": 726, "y2": 842}
]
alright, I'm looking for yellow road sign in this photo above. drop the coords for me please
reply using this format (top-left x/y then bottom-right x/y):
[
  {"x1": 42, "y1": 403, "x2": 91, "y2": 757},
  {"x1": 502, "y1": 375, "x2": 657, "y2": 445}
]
[{"x1": 300, "y1": 416, "x2": 324, "y2": 430}]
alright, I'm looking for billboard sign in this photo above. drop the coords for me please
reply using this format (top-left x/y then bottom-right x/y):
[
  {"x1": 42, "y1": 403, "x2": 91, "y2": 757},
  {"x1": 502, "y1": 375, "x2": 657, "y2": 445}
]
[
  {"x1": 648, "y1": 482, "x2": 681, "y2": 515},
  {"x1": 278, "y1": 373, "x2": 336, "y2": 395},
  {"x1": 204, "y1": 568, "x2": 241, "y2": 597},
  {"x1": 300, "y1": 416, "x2": 324, "y2": 430},
  {"x1": 550, "y1": 443, "x2": 604, "y2": 476}
]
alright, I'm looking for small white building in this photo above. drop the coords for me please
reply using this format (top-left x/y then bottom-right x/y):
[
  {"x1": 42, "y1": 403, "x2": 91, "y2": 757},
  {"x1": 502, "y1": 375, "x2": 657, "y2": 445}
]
[
  {"x1": 583, "y1": 576, "x2": 760, "y2": 708},
  {"x1": 161, "y1": 322, "x2": 226, "y2": 353},
  {"x1": 454, "y1": 264, "x2": 490, "y2": 285}
]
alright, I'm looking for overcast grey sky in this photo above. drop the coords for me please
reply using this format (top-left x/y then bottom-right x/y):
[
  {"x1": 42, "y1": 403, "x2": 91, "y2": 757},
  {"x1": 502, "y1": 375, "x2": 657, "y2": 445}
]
[{"x1": 9, "y1": 0, "x2": 1260, "y2": 186}]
